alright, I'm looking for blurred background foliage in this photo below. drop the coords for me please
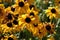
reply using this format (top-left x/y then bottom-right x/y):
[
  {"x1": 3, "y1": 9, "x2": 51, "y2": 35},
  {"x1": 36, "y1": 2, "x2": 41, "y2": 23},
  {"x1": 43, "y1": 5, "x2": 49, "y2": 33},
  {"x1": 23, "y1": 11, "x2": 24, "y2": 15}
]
[{"x1": 0, "y1": 0, "x2": 60, "y2": 40}]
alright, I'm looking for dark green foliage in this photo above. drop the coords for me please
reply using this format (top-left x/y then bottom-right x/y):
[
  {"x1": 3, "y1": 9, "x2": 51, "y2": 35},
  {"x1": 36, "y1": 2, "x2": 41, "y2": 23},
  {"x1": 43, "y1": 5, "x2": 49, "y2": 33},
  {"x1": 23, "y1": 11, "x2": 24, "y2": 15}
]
[{"x1": 39, "y1": 12, "x2": 50, "y2": 22}]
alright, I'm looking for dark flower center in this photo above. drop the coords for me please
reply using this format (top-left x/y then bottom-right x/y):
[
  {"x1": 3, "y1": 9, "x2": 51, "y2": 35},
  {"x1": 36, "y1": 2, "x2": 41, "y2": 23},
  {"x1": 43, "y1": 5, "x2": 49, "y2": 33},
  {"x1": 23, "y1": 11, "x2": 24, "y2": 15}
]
[
  {"x1": 58, "y1": 1, "x2": 60, "y2": 3},
  {"x1": 29, "y1": 5, "x2": 34, "y2": 9},
  {"x1": 46, "y1": 25, "x2": 51, "y2": 31},
  {"x1": 51, "y1": 8, "x2": 56, "y2": 13},
  {"x1": 13, "y1": 20, "x2": 18, "y2": 25},
  {"x1": 15, "y1": 14, "x2": 19, "y2": 17},
  {"x1": 14, "y1": 14, "x2": 19, "y2": 19},
  {"x1": 39, "y1": 31, "x2": 41, "y2": 33},
  {"x1": 25, "y1": 17, "x2": 31, "y2": 23},
  {"x1": 24, "y1": 0, "x2": 27, "y2": 1},
  {"x1": 0, "y1": 9, "x2": 2, "y2": 13},
  {"x1": 7, "y1": 13, "x2": 12, "y2": 20},
  {"x1": 14, "y1": 17, "x2": 18, "y2": 19},
  {"x1": 11, "y1": 7, "x2": 15, "y2": 12},
  {"x1": 33, "y1": 23, "x2": 38, "y2": 27},
  {"x1": 7, "y1": 22, "x2": 13, "y2": 27},
  {"x1": 30, "y1": 12, "x2": 34, "y2": 16},
  {"x1": 8, "y1": 37, "x2": 13, "y2": 40},
  {"x1": 39, "y1": 30, "x2": 41, "y2": 33},
  {"x1": 18, "y1": 2, "x2": 24, "y2": 7}
]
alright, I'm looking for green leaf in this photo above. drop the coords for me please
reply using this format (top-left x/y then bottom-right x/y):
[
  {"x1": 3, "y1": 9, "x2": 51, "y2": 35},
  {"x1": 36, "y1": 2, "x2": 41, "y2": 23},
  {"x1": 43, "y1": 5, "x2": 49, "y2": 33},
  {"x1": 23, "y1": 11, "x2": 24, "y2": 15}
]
[
  {"x1": 42, "y1": 36, "x2": 47, "y2": 40},
  {"x1": 19, "y1": 29, "x2": 33, "y2": 40}
]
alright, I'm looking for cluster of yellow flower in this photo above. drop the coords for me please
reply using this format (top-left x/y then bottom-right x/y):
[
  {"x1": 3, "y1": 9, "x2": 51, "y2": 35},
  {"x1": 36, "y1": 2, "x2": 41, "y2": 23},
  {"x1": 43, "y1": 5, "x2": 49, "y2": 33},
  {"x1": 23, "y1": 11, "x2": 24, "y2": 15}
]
[{"x1": 0, "y1": 0, "x2": 60, "y2": 40}]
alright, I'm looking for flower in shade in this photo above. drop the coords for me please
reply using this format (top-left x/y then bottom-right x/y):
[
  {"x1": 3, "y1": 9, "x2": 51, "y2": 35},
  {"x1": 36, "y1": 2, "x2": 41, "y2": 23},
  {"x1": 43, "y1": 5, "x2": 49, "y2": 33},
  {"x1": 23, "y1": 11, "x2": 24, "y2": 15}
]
[
  {"x1": 29, "y1": 23, "x2": 47, "y2": 39},
  {"x1": 54, "y1": 0, "x2": 60, "y2": 6},
  {"x1": 43, "y1": 22, "x2": 55, "y2": 34}
]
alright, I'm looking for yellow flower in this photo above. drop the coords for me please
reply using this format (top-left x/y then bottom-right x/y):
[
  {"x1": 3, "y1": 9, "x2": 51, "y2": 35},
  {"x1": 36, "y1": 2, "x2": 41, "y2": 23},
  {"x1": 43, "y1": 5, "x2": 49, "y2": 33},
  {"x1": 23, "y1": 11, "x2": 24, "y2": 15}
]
[
  {"x1": 1, "y1": 13, "x2": 14, "y2": 24},
  {"x1": 12, "y1": 19, "x2": 23, "y2": 32},
  {"x1": 27, "y1": 4, "x2": 40, "y2": 12},
  {"x1": 26, "y1": 8, "x2": 39, "y2": 16},
  {"x1": 29, "y1": 23, "x2": 43, "y2": 34},
  {"x1": 45, "y1": 6, "x2": 60, "y2": 19},
  {"x1": 37, "y1": 24, "x2": 47, "y2": 39},
  {"x1": 1, "y1": 34, "x2": 17, "y2": 40},
  {"x1": 43, "y1": 22, "x2": 55, "y2": 34},
  {"x1": 14, "y1": 0, "x2": 29, "y2": 14},
  {"x1": 0, "y1": 4, "x2": 6, "y2": 23},
  {"x1": 27, "y1": 22, "x2": 40, "y2": 32},
  {"x1": 1, "y1": 13, "x2": 23, "y2": 33},
  {"x1": 37, "y1": 29, "x2": 47, "y2": 39},
  {"x1": 18, "y1": 14, "x2": 33, "y2": 30},
  {"x1": 0, "y1": 23, "x2": 13, "y2": 34},
  {"x1": 0, "y1": 27, "x2": 3, "y2": 34},
  {"x1": 26, "y1": 22, "x2": 47, "y2": 39},
  {"x1": 18, "y1": 13, "x2": 40, "y2": 30},
  {"x1": 25, "y1": 9, "x2": 40, "y2": 22},
  {"x1": 5, "y1": 6, "x2": 19, "y2": 15}
]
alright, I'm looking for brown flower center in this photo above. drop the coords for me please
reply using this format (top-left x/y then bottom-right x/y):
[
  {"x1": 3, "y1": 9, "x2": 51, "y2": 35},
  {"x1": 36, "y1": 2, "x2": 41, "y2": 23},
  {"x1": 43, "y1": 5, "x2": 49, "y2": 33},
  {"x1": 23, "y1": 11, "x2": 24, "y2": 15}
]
[
  {"x1": 46, "y1": 25, "x2": 51, "y2": 31},
  {"x1": 11, "y1": 7, "x2": 15, "y2": 12},
  {"x1": 13, "y1": 20, "x2": 18, "y2": 25},
  {"x1": 25, "y1": 17, "x2": 31, "y2": 23},
  {"x1": 30, "y1": 12, "x2": 34, "y2": 16},
  {"x1": 29, "y1": 5, "x2": 34, "y2": 9},
  {"x1": 7, "y1": 22, "x2": 13, "y2": 27},
  {"x1": 58, "y1": 1, "x2": 60, "y2": 3},
  {"x1": 18, "y1": 2, "x2": 24, "y2": 7},
  {"x1": 51, "y1": 8, "x2": 56, "y2": 13},
  {"x1": 8, "y1": 37, "x2": 13, "y2": 40},
  {"x1": 33, "y1": 23, "x2": 38, "y2": 27},
  {"x1": 6, "y1": 13, "x2": 12, "y2": 20}
]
